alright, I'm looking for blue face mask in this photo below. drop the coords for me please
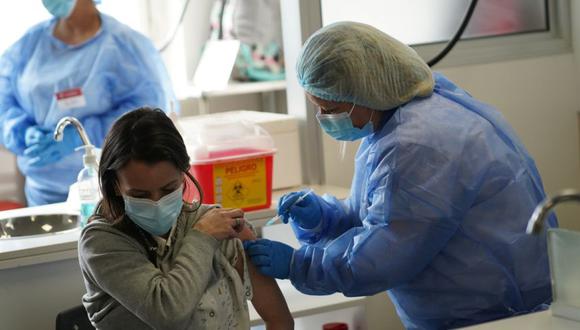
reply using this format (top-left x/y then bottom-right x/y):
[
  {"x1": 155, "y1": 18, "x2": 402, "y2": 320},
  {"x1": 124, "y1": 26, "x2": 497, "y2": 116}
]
[
  {"x1": 123, "y1": 185, "x2": 184, "y2": 236},
  {"x1": 42, "y1": 0, "x2": 77, "y2": 18},
  {"x1": 316, "y1": 104, "x2": 374, "y2": 141}
]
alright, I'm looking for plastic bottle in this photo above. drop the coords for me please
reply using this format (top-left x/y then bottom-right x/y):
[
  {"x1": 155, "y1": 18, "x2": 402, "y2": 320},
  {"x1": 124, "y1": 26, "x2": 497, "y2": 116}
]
[{"x1": 77, "y1": 145, "x2": 100, "y2": 227}]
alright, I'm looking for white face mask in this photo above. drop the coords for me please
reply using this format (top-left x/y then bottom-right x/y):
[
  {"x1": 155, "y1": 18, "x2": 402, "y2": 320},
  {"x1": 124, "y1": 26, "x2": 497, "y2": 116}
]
[{"x1": 123, "y1": 185, "x2": 183, "y2": 236}]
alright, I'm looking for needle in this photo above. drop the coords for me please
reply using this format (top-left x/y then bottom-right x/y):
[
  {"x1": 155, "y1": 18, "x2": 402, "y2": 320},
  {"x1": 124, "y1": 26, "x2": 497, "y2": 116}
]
[{"x1": 265, "y1": 189, "x2": 314, "y2": 226}]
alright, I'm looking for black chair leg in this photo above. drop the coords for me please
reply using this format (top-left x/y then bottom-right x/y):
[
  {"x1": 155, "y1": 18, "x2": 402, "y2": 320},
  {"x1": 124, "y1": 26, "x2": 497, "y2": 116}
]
[{"x1": 55, "y1": 304, "x2": 95, "y2": 330}]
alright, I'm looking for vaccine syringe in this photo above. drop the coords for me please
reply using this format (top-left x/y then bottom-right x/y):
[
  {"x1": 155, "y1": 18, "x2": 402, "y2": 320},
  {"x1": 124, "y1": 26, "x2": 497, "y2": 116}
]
[{"x1": 265, "y1": 189, "x2": 314, "y2": 226}]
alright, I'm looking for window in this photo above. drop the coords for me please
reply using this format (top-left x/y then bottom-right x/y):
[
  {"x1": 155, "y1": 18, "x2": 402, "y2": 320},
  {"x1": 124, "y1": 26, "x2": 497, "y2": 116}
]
[
  {"x1": 0, "y1": 0, "x2": 149, "y2": 55},
  {"x1": 0, "y1": 1, "x2": 50, "y2": 53},
  {"x1": 320, "y1": 0, "x2": 548, "y2": 45},
  {"x1": 319, "y1": 0, "x2": 568, "y2": 67}
]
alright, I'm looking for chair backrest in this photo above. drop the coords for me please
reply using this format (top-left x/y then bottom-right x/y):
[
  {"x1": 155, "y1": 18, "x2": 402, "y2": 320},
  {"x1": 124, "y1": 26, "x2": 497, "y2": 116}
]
[{"x1": 55, "y1": 304, "x2": 95, "y2": 330}]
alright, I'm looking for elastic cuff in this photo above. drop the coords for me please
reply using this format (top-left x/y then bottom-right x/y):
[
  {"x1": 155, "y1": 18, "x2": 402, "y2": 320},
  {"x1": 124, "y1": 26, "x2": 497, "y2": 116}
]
[{"x1": 297, "y1": 217, "x2": 324, "y2": 233}]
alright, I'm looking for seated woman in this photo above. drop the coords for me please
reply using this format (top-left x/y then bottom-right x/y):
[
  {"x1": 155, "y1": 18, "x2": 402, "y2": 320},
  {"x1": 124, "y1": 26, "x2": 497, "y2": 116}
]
[{"x1": 78, "y1": 107, "x2": 293, "y2": 329}]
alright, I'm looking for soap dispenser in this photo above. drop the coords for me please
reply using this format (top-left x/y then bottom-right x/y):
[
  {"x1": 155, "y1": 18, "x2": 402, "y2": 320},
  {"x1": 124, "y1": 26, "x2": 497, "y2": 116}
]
[
  {"x1": 77, "y1": 145, "x2": 100, "y2": 227},
  {"x1": 54, "y1": 116, "x2": 101, "y2": 227}
]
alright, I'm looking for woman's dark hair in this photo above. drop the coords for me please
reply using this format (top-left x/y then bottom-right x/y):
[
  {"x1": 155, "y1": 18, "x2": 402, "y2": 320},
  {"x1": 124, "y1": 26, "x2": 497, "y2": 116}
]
[{"x1": 97, "y1": 107, "x2": 202, "y2": 222}]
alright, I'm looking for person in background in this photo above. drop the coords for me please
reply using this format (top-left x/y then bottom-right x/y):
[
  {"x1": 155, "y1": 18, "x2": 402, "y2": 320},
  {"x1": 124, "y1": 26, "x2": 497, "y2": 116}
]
[
  {"x1": 78, "y1": 107, "x2": 293, "y2": 329},
  {"x1": 0, "y1": 0, "x2": 176, "y2": 206},
  {"x1": 244, "y1": 21, "x2": 557, "y2": 329}
]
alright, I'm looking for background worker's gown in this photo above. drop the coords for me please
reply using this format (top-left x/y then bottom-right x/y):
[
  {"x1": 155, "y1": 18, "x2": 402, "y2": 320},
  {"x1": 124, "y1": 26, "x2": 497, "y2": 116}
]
[
  {"x1": 0, "y1": 14, "x2": 176, "y2": 205},
  {"x1": 289, "y1": 73, "x2": 557, "y2": 329}
]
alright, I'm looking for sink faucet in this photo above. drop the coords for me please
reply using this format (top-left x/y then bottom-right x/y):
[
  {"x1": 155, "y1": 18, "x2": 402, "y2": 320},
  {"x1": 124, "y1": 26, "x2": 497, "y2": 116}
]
[
  {"x1": 526, "y1": 189, "x2": 580, "y2": 234},
  {"x1": 53, "y1": 116, "x2": 92, "y2": 147}
]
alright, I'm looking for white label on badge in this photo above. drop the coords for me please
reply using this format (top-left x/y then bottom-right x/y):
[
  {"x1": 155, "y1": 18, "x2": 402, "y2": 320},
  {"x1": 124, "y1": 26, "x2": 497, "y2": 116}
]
[{"x1": 56, "y1": 88, "x2": 86, "y2": 110}]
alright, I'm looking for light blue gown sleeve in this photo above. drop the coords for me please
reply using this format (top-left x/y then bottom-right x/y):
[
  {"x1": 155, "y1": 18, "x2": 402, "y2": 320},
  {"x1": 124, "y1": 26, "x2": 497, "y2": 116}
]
[
  {"x1": 0, "y1": 35, "x2": 36, "y2": 154},
  {"x1": 289, "y1": 194, "x2": 360, "y2": 246},
  {"x1": 289, "y1": 143, "x2": 462, "y2": 296},
  {"x1": 78, "y1": 32, "x2": 176, "y2": 147}
]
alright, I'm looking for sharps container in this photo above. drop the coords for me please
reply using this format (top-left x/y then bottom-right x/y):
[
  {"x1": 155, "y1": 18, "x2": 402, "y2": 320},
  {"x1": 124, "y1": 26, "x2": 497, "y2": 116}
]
[{"x1": 181, "y1": 118, "x2": 276, "y2": 211}]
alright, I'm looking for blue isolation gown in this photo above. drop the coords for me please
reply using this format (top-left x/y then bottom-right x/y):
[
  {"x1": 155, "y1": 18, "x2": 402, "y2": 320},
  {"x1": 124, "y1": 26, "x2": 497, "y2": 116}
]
[
  {"x1": 0, "y1": 14, "x2": 176, "y2": 205},
  {"x1": 289, "y1": 73, "x2": 556, "y2": 329}
]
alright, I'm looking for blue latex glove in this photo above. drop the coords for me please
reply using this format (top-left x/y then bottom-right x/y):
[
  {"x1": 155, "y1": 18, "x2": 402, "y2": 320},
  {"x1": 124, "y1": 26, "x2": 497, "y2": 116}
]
[
  {"x1": 243, "y1": 239, "x2": 294, "y2": 279},
  {"x1": 278, "y1": 190, "x2": 322, "y2": 229},
  {"x1": 24, "y1": 126, "x2": 53, "y2": 147},
  {"x1": 23, "y1": 125, "x2": 81, "y2": 167}
]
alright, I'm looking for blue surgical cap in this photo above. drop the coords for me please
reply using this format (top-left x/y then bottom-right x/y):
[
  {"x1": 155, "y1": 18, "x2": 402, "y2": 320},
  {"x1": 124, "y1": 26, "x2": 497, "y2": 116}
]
[{"x1": 296, "y1": 21, "x2": 434, "y2": 110}]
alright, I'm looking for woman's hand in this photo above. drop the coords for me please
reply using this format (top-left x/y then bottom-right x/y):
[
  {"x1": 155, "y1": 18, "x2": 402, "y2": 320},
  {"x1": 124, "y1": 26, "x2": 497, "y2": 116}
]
[{"x1": 194, "y1": 208, "x2": 246, "y2": 240}]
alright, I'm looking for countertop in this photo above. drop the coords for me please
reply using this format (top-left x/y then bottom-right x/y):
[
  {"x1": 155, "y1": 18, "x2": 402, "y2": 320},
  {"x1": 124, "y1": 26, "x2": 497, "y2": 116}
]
[
  {"x1": 462, "y1": 310, "x2": 580, "y2": 329},
  {"x1": 0, "y1": 184, "x2": 349, "y2": 270}
]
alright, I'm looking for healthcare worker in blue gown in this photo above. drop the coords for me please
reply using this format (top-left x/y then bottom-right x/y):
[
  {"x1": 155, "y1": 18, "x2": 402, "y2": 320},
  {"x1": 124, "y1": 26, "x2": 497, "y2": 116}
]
[
  {"x1": 0, "y1": 0, "x2": 177, "y2": 206},
  {"x1": 244, "y1": 22, "x2": 557, "y2": 329}
]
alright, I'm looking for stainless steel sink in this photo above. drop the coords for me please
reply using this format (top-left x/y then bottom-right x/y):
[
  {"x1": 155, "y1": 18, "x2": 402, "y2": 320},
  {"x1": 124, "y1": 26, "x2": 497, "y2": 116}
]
[{"x1": 0, "y1": 214, "x2": 79, "y2": 239}]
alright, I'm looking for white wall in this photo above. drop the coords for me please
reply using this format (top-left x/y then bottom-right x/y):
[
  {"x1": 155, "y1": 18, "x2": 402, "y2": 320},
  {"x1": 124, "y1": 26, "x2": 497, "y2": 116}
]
[{"x1": 573, "y1": 1, "x2": 580, "y2": 64}]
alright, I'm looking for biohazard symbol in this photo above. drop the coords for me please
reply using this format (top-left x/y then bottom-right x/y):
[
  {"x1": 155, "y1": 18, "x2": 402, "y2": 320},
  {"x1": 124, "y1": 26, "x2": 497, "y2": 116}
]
[{"x1": 228, "y1": 180, "x2": 248, "y2": 202}]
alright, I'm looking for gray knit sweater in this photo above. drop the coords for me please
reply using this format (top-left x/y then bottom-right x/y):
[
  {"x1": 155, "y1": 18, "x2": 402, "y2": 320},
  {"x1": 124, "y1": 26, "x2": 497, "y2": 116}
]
[{"x1": 78, "y1": 205, "x2": 252, "y2": 329}]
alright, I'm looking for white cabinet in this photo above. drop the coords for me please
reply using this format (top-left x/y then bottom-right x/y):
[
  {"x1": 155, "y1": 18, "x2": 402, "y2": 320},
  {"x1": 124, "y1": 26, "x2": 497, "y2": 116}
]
[{"x1": 0, "y1": 147, "x2": 25, "y2": 204}]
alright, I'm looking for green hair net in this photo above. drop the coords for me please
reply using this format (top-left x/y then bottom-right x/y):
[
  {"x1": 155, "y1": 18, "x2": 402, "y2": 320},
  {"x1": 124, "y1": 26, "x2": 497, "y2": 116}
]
[{"x1": 296, "y1": 21, "x2": 434, "y2": 110}]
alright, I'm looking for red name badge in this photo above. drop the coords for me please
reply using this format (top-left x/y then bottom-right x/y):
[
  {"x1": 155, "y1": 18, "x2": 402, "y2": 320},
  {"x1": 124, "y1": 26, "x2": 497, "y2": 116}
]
[{"x1": 55, "y1": 88, "x2": 86, "y2": 110}]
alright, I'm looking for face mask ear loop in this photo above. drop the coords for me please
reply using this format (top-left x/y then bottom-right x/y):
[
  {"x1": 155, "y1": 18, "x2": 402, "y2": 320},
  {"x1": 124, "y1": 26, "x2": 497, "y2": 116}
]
[
  {"x1": 346, "y1": 103, "x2": 358, "y2": 128},
  {"x1": 347, "y1": 103, "x2": 356, "y2": 116},
  {"x1": 349, "y1": 104, "x2": 375, "y2": 128},
  {"x1": 368, "y1": 110, "x2": 375, "y2": 125},
  {"x1": 339, "y1": 141, "x2": 348, "y2": 161}
]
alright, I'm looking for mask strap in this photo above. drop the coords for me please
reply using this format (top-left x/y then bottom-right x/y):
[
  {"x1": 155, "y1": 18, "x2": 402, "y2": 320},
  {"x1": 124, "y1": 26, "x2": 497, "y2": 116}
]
[
  {"x1": 347, "y1": 103, "x2": 356, "y2": 115},
  {"x1": 339, "y1": 141, "x2": 348, "y2": 160},
  {"x1": 350, "y1": 103, "x2": 375, "y2": 125},
  {"x1": 368, "y1": 110, "x2": 375, "y2": 123}
]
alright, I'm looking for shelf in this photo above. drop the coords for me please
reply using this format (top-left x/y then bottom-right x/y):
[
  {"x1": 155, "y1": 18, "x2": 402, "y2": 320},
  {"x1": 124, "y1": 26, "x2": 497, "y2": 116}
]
[
  {"x1": 176, "y1": 80, "x2": 287, "y2": 115},
  {"x1": 177, "y1": 80, "x2": 286, "y2": 100}
]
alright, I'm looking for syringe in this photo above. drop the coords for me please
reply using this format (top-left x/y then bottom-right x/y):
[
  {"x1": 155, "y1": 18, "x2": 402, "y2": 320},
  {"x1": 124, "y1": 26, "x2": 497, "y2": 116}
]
[{"x1": 265, "y1": 189, "x2": 314, "y2": 226}]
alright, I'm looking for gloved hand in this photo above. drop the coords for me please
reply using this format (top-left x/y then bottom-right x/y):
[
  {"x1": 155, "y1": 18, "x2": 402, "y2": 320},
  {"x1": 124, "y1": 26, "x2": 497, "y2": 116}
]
[
  {"x1": 24, "y1": 126, "x2": 53, "y2": 147},
  {"x1": 243, "y1": 239, "x2": 294, "y2": 279},
  {"x1": 278, "y1": 190, "x2": 322, "y2": 229},
  {"x1": 23, "y1": 125, "x2": 81, "y2": 167}
]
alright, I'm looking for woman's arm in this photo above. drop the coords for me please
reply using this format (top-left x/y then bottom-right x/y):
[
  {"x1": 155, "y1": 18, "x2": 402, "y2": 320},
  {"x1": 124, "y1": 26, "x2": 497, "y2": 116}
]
[
  {"x1": 234, "y1": 252, "x2": 294, "y2": 330},
  {"x1": 79, "y1": 208, "x2": 244, "y2": 329},
  {"x1": 0, "y1": 37, "x2": 35, "y2": 154},
  {"x1": 232, "y1": 219, "x2": 293, "y2": 328},
  {"x1": 79, "y1": 224, "x2": 220, "y2": 329}
]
